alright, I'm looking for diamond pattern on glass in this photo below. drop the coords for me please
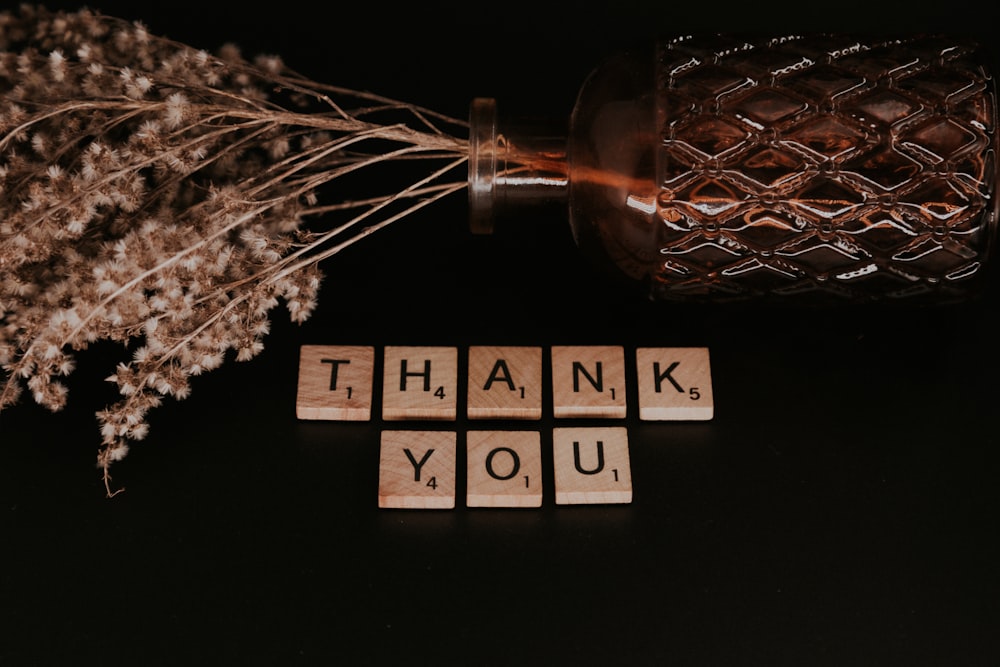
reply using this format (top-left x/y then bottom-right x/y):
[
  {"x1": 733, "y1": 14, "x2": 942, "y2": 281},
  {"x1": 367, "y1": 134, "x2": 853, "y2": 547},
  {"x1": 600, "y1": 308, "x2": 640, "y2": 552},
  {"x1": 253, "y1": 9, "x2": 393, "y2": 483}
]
[{"x1": 652, "y1": 34, "x2": 996, "y2": 302}]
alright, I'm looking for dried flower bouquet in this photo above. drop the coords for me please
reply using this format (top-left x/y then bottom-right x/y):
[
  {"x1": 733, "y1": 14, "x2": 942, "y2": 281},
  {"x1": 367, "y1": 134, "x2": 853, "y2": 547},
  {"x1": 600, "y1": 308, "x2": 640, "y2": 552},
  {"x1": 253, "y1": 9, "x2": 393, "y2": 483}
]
[{"x1": 0, "y1": 5, "x2": 469, "y2": 494}]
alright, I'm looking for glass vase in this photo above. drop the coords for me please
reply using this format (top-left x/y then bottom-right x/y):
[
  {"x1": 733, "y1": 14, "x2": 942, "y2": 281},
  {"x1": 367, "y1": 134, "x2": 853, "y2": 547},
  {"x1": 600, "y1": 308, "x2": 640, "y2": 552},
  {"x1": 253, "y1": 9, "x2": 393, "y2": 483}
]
[{"x1": 469, "y1": 34, "x2": 998, "y2": 303}]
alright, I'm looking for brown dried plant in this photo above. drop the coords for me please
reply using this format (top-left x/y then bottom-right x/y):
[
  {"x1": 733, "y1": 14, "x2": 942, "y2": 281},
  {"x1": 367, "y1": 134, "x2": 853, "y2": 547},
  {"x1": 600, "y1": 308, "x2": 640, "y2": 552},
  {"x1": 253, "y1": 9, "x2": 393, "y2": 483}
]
[{"x1": 0, "y1": 5, "x2": 469, "y2": 495}]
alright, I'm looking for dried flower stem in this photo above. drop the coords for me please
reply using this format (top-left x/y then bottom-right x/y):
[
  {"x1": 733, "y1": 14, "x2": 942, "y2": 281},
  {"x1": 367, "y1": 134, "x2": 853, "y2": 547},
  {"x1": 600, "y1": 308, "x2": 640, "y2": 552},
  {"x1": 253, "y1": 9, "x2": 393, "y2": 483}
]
[{"x1": 0, "y1": 5, "x2": 470, "y2": 494}]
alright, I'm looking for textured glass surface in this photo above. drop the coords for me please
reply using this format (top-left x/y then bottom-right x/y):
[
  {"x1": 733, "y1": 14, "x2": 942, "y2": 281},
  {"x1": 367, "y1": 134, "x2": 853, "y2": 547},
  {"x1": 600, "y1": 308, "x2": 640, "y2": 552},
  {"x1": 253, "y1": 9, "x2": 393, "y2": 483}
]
[{"x1": 642, "y1": 36, "x2": 996, "y2": 302}]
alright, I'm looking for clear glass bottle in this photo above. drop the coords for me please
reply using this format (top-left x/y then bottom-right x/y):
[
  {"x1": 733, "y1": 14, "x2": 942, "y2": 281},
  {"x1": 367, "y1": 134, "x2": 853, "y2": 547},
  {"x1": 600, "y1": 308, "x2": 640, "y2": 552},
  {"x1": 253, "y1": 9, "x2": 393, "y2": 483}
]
[{"x1": 469, "y1": 34, "x2": 998, "y2": 303}]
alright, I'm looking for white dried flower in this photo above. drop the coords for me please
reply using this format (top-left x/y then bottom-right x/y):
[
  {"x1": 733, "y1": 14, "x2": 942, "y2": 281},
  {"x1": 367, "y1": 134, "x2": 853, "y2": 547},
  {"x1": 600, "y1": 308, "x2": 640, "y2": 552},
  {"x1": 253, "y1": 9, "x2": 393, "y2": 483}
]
[{"x1": 0, "y1": 5, "x2": 469, "y2": 496}]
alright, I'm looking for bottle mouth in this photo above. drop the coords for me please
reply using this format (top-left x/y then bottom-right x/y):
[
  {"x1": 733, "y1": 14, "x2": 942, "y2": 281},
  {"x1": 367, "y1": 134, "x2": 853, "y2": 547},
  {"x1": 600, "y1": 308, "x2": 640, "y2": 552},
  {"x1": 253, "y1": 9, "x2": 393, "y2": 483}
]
[
  {"x1": 468, "y1": 97, "x2": 498, "y2": 235},
  {"x1": 467, "y1": 97, "x2": 570, "y2": 235}
]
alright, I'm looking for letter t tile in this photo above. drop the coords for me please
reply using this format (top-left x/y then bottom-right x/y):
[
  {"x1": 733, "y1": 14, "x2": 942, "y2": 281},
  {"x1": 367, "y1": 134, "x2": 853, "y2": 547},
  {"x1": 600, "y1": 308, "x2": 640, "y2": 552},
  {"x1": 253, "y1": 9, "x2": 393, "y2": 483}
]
[{"x1": 295, "y1": 345, "x2": 375, "y2": 421}]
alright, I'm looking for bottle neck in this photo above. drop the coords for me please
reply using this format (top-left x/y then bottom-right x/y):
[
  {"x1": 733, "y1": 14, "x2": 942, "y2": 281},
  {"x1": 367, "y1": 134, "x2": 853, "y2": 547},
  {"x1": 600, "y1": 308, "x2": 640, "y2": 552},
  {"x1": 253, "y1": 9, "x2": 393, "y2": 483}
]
[{"x1": 468, "y1": 97, "x2": 569, "y2": 234}]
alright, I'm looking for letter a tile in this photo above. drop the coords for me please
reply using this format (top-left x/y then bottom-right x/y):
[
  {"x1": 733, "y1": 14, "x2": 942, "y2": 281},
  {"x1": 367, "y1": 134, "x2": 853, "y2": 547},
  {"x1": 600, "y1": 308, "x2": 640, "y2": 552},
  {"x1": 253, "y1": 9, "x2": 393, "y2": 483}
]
[
  {"x1": 552, "y1": 427, "x2": 632, "y2": 505},
  {"x1": 382, "y1": 346, "x2": 458, "y2": 421},
  {"x1": 378, "y1": 430, "x2": 457, "y2": 509},
  {"x1": 295, "y1": 345, "x2": 374, "y2": 420},
  {"x1": 467, "y1": 346, "x2": 543, "y2": 420},
  {"x1": 635, "y1": 347, "x2": 714, "y2": 420},
  {"x1": 551, "y1": 346, "x2": 627, "y2": 419},
  {"x1": 466, "y1": 430, "x2": 543, "y2": 508}
]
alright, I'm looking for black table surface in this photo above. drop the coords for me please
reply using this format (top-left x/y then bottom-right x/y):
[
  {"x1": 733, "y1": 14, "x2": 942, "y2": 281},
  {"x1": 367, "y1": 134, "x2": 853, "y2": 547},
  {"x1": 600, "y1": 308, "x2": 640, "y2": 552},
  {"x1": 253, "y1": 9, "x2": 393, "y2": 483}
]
[{"x1": 2, "y1": 1, "x2": 998, "y2": 664}]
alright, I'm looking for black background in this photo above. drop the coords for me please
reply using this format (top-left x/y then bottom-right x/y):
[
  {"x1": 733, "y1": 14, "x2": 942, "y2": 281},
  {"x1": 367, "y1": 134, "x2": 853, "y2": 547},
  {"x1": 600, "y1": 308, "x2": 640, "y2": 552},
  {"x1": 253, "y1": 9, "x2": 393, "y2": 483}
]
[{"x1": 2, "y1": 1, "x2": 998, "y2": 665}]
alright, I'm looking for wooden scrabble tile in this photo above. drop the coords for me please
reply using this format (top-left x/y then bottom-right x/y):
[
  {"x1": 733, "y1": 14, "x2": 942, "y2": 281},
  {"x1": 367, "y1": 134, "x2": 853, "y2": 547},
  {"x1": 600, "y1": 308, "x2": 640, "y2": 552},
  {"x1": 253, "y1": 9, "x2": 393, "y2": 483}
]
[
  {"x1": 467, "y1": 346, "x2": 543, "y2": 420},
  {"x1": 466, "y1": 430, "x2": 543, "y2": 508},
  {"x1": 378, "y1": 430, "x2": 457, "y2": 509},
  {"x1": 295, "y1": 345, "x2": 374, "y2": 420},
  {"x1": 382, "y1": 346, "x2": 458, "y2": 421},
  {"x1": 635, "y1": 347, "x2": 714, "y2": 421},
  {"x1": 551, "y1": 345, "x2": 627, "y2": 419},
  {"x1": 552, "y1": 427, "x2": 632, "y2": 505}
]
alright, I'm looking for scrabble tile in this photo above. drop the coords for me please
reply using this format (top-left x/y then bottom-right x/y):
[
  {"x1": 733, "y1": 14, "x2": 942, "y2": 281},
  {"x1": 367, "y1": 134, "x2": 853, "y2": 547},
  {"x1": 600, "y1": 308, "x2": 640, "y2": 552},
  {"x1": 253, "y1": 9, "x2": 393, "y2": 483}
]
[
  {"x1": 378, "y1": 430, "x2": 457, "y2": 509},
  {"x1": 635, "y1": 347, "x2": 714, "y2": 421},
  {"x1": 552, "y1": 427, "x2": 632, "y2": 505},
  {"x1": 382, "y1": 346, "x2": 458, "y2": 421},
  {"x1": 466, "y1": 430, "x2": 543, "y2": 508},
  {"x1": 295, "y1": 345, "x2": 374, "y2": 420},
  {"x1": 551, "y1": 345, "x2": 627, "y2": 419},
  {"x1": 467, "y1": 346, "x2": 543, "y2": 420}
]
